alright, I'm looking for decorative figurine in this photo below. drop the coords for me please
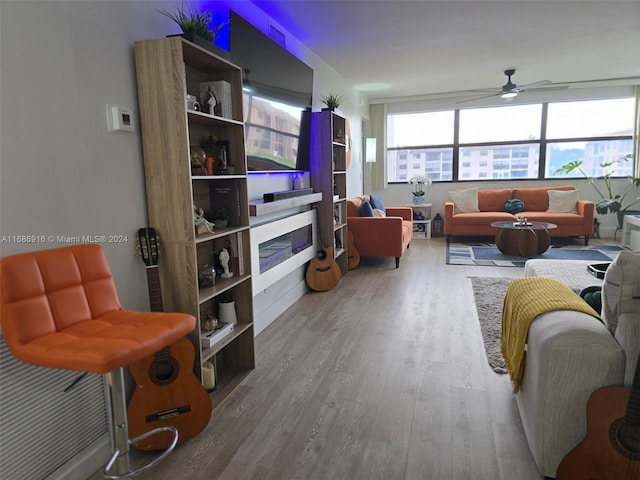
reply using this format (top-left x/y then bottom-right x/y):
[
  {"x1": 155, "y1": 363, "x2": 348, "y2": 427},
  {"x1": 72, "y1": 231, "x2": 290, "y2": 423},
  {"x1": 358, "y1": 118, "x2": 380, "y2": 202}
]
[
  {"x1": 219, "y1": 247, "x2": 233, "y2": 278},
  {"x1": 193, "y1": 205, "x2": 214, "y2": 235},
  {"x1": 204, "y1": 86, "x2": 217, "y2": 115}
]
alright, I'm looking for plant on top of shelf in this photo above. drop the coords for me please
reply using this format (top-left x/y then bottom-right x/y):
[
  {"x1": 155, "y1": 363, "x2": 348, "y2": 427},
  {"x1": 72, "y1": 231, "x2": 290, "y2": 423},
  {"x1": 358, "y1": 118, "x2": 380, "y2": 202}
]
[
  {"x1": 409, "y1": 174, "x2": 432, "y2": 199},
  {"x1": 158, "y1": 1, "x2": 227, "y2": 43},
  {"x1": 321, "y1": 93, "x2": 344, "y2": 111},
  {"x1": 554, "y1": 154, "x2": 640, "y2": 222}
]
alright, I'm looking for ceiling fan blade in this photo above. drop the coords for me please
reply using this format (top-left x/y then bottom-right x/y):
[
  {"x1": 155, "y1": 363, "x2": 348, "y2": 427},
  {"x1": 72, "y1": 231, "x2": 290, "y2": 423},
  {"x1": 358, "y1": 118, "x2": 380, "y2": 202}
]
[
  {"x1": 516, "y1": 79, "x2": 552, "y2": 91},
  {"x1": 523, "y1": 85, "x2": 570, "y2": 93},
  {"x1": 456, "y1": 92, "x2": 501, "y2": 104}
]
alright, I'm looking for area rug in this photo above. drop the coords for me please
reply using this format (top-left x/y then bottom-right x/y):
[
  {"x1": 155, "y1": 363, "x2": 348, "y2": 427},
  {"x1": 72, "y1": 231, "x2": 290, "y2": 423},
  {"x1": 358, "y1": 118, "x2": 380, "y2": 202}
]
[
  {"x1": 469, "y1": 276, "x2": 513, "y2": 374},
  {"x1": 447, "y1": 240, "x2": 624, "y2": 267}
]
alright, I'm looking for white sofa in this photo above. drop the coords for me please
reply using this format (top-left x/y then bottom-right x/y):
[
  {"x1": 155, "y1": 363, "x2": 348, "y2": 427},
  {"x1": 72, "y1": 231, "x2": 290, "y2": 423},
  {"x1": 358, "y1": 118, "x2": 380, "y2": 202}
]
[{"x1": 514, "y1": 250, "x2": 640, "y2": 478}]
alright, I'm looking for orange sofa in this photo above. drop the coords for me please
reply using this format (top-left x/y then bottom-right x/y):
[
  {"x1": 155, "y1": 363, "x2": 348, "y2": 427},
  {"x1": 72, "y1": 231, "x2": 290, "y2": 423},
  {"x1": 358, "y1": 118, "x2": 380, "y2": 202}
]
[
  {"x1": 445, "y1": 185, "x2": 594, "y2": 244},
  {"x1": 347, "y1": 195, "x2": 413, "y2": 268}
]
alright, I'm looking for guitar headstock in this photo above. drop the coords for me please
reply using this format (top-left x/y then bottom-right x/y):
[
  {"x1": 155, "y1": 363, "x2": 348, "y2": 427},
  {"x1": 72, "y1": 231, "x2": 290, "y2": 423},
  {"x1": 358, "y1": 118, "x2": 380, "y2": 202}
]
[{"x1": 137, "y1": 227, "x2": 160, "y2": 267}]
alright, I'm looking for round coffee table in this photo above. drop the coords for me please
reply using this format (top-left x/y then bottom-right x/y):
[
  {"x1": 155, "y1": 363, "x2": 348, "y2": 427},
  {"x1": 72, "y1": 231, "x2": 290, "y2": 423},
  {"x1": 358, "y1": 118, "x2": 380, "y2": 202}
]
[{"x1": 490, "y1": 221, "x2": 558, "y2": 257}]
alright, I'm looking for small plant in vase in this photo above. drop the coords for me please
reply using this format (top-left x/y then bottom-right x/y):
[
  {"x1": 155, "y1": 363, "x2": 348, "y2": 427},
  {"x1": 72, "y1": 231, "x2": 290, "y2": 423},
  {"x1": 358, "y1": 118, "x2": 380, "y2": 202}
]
[
  {"x1": 213, "y1": 207, "x2": 230, "y2": 229},
  {"x1": 217, "y1": 290, "x2": 237, "y2": 325},
  {"x1": 409, "y1": 175, "x2": 432, "y2": 205},
  {"x1": 321, "y1": 93, "x2": 344, "y2": 111}
]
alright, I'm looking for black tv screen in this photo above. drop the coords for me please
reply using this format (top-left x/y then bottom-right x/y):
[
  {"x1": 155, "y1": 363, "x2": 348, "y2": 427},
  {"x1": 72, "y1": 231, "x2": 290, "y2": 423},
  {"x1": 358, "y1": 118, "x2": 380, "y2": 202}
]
[{"x1": 229, "y1": 11, "x2": 314, "y2": 171}]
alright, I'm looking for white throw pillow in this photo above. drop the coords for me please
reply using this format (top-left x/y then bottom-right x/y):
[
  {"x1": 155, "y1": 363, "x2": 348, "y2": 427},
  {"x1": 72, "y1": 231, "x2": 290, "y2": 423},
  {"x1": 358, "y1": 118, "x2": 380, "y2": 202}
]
[
  {"x1": 373, "y1": 208, "x2": 386, "y2": 217},
  {"x1": 547, "y1": 189, "x2": 579, "y2": 213},
  {"x1": 449, "y1": 188, "x2": 479, "y2": 214}
]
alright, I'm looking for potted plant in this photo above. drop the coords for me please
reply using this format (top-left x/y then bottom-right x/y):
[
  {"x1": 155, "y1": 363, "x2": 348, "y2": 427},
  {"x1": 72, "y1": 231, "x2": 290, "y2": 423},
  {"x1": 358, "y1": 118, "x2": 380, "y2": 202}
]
[
  {"x1": 217, "y1": 290, "x2": 237, "y2": 325},
  {"x1": 554, "y1": 154, "x2": 640, "y2": 228},
  {"x1": 320, "y1": 93, "x2": 344, "y2": 111},
  {"x1": 158, "y1": 2, "x2": 229, "y2": 56},
  {"x1": 213, "y1": 207, "x2": 230, "y2": 228},
  {"x1": 408, "y1": 174, "x2": 432, "y2": 205}
]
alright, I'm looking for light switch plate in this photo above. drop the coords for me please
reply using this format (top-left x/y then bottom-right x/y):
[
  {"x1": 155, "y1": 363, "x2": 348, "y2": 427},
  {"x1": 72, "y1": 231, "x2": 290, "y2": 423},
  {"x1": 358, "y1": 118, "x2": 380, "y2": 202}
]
[{"x1": 106, "y1": 105, "x2": 135, "y2": 133}]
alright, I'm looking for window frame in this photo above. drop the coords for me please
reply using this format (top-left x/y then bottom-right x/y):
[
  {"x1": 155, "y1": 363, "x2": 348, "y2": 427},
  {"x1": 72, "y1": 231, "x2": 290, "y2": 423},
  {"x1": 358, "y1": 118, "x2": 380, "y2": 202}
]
[{"x1": 386, "y1": 99, "x2": 635, "y2": 184}]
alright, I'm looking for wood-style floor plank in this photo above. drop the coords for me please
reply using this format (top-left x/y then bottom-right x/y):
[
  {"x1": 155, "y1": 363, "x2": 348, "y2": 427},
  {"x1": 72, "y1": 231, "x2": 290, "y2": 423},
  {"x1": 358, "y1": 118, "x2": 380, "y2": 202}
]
[{"x1": 90, "y1": 236, "x2": 548, "y2": 480}]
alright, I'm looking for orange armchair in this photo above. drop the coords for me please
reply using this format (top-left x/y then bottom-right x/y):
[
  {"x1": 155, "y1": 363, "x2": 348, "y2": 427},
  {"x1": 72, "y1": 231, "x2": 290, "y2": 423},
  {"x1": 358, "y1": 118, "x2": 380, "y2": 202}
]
[
  {"x1": 0, "y1": 244, "x2": 196, "y2": 478},
  {"x1": 346, "y1": 195, "x2": 413, "y2": 268}
]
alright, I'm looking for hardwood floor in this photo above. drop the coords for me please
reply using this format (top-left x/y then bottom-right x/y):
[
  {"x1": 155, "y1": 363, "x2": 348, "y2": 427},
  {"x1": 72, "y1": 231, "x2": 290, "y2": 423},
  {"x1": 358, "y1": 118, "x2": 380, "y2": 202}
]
[{"x1": 98, "y1": 237, "x2": 549, "y2": 480}]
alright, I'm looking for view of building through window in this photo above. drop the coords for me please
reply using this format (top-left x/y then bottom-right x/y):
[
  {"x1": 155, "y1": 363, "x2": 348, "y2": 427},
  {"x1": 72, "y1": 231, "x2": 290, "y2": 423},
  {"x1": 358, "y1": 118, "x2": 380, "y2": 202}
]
[{"x1": 387, "y1": 98, "x2": 635, "y2": 183}]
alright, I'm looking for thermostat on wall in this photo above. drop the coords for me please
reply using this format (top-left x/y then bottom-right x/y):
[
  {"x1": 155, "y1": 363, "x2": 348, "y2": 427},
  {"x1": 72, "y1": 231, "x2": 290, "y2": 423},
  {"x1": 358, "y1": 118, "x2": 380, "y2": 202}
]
[{"x1": 106, "y1": 104, "x2": 135, "y2": 133}]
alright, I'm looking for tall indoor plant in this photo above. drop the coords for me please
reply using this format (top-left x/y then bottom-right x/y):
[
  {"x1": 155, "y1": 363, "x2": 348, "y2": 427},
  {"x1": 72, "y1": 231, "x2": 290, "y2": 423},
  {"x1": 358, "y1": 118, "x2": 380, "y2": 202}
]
[{"x1": 554, "y1": 153, "x2": 640, "y2": 227}]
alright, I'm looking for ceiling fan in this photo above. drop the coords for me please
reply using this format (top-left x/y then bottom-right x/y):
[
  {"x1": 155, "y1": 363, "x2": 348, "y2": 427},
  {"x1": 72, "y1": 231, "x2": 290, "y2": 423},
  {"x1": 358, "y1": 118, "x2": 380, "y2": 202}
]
[{"x1": 457, "y1": 69, "x2": 568, "y2": 104}]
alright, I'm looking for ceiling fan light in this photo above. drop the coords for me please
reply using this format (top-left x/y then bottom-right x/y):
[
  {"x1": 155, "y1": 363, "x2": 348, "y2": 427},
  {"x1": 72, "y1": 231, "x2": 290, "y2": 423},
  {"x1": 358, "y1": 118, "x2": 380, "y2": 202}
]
[{"x1": 501, "y1": 91, "x2": 518, "y2": 99}]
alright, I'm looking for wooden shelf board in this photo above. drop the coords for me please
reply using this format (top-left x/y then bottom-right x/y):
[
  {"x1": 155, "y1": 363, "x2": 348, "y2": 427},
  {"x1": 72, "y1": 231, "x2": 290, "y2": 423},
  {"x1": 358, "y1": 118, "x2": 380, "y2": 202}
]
[
  {"x1": 194, "y1": 226, "x2": 250, "y2": 244},
  {"x1": 192, "y1": 174, "x2": 246, "y2": 181},
  {"x1": 200, "y1": 321, "x2": 253, "y2": 361},
  {"x1": 198, "y1": 274, "x2": 252, "y2": 304},
  {"x1": 188, "y1": 110, "x2": 244, "y2": 127}
]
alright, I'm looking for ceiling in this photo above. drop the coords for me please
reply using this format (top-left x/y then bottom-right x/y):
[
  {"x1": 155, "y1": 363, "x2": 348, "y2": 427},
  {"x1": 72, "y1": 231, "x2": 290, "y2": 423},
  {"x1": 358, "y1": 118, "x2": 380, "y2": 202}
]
[{"x1": 253, "y1": 0, "x2": 640, "y2": 103}]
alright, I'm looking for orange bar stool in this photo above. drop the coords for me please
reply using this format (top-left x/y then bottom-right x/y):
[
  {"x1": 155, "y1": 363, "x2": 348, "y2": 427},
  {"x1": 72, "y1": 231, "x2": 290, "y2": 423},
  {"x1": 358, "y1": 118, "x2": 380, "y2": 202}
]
[{"x1": 0, "y1": 244, "x2": 196, "y2": 478}]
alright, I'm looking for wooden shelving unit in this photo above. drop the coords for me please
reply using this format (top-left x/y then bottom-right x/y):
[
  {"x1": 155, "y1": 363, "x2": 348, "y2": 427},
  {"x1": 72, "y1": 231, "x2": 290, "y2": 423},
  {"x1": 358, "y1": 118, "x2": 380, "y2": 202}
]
[
  {"x1": 134, "y1": 37, "x2": 255, "y2": 409},
  {"x1": 310, "y1": 110, "x2": 348, "y2": 275}
]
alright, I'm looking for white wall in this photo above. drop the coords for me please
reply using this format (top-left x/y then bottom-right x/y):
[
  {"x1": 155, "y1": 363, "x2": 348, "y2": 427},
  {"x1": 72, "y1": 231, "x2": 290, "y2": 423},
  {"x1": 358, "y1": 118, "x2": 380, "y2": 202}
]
[{"x1": 0, "y1": 0, "x2": 364, "y2": 310}]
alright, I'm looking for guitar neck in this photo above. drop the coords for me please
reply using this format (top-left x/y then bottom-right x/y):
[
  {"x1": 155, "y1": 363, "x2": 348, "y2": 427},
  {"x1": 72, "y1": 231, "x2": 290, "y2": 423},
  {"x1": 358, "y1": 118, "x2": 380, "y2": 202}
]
[{"x1": 146, "y1": 266, "x2": 164, "y2": 312}]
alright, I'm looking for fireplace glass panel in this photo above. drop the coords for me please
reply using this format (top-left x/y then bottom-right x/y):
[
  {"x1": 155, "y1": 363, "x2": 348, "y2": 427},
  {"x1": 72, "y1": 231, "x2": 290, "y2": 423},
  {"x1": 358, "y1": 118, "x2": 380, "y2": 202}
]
[{"x1": 258, "y1": 224, "x2": 313, "y2": 274}]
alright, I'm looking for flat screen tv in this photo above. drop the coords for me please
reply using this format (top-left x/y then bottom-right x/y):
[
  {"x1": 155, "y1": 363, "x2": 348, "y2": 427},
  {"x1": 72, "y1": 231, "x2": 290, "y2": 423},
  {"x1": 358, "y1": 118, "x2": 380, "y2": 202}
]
[{"x1": 229, "y1": 11, "x2": 314, "y2": 172}]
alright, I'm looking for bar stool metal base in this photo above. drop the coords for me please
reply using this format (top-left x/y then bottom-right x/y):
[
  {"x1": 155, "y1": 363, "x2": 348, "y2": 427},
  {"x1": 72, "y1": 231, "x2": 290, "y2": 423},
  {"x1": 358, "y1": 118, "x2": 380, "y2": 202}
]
[{"x1": 103, "y1": 368, "x2": 178, "y2": 479}]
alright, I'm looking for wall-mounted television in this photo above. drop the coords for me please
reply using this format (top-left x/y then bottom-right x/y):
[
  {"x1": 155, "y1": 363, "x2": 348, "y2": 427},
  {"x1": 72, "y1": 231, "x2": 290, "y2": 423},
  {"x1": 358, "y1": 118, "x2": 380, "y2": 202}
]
[{"x1": 229, "y1": 11, "x2": 314, "y2": 172}]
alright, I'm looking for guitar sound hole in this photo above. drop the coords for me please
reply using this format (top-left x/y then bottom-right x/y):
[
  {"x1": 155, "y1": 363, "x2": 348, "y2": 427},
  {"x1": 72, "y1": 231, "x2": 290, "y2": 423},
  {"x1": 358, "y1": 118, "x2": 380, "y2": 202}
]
[
  {"x1": 149, "y1": 358, "x2": 179, "y2": 386},
  {"x1": 316, "y1": 250, "x2": 327, "y2": 260},
  {"x1": 610, "y1": 418, "x2": 640, "y2": 460}
]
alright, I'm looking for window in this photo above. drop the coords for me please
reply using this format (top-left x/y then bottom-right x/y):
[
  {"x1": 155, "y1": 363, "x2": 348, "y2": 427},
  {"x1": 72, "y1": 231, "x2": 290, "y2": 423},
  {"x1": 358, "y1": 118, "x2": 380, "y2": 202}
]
[
  {"x1": 386, "y1": 98, "x2": 634, "y2": 183},
  {"x1": 387, "y1": 111, "x2": 455, "y2": 183},
  {"x1": 545, "y1": 98, "x2": 635, "y2": 178},
  {"x1": 459, "y1": 104, "x2": 542, "y2": 143}
]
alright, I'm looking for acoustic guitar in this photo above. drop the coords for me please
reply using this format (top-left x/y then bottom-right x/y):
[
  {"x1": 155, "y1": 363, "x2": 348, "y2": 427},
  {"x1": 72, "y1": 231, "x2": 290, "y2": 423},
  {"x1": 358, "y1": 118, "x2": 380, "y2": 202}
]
[
  {"x1": 306, "y1": 245, "x2": 342, "y2": 292},
  {"x1": 347, "y1": 230, "x2": 360, "y2": 270},
  {"x1": 556, "y1": 352, "x2": 640, "y2": 479},
  {"x1": 127, "y1": 227, "x2": 211, "y2": 451}
]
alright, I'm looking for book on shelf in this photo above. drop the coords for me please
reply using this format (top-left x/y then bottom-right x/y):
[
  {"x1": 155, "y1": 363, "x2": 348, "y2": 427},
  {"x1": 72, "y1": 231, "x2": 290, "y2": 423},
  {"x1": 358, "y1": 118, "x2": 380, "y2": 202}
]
[
  {"x1": 201, "y1": 321, "x2": 234, "y2": 348},
  {"x1": 210, "y1": 182, "x2": 242, "y2": 228},
  {"x1": 198, "y1": 80, "x2": 232, "y2": 119}
]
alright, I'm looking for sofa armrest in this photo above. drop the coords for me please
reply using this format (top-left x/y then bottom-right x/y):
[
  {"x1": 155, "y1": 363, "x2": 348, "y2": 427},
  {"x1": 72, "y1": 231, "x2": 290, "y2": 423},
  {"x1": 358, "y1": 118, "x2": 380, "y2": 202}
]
[
  {"x1": 444, "y1": 201, "x2": 455, "y2": 235},
  {"x1": 515, "y1": 310, "x2": 625, "y2": 477},
  {"x1": 576, "y1": 199, "x2": 595, "y2": 234},
  {"x1": 386, "y1": 207, "x2": 413, "y2": 221},
  {"x1": 347, "y1": 216, "x2": 407, "y2": 257}
]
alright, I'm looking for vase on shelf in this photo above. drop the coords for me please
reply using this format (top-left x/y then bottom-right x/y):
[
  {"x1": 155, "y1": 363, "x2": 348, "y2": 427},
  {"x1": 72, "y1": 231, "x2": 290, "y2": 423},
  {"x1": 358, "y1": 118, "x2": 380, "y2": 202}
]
[{"x1": 412, "y1": 194, "x2": 426, "y2": 205}]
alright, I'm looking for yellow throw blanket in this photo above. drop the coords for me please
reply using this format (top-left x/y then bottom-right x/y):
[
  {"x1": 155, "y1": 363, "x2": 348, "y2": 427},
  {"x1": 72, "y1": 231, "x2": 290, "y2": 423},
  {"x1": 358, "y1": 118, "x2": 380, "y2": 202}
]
[{"x1": 501, "y1": 277, "x2": 600, "y2": 393}]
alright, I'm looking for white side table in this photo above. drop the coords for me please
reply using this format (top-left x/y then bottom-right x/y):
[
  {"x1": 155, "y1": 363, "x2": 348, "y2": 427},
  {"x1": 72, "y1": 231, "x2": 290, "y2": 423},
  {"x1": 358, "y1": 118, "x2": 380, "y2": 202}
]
[
  {"x1": 405, "y1": 203, "x2": 432, "y2": 239},
  {"x1": 622, "y1": 214, "x2": 640, "y2": 250}
]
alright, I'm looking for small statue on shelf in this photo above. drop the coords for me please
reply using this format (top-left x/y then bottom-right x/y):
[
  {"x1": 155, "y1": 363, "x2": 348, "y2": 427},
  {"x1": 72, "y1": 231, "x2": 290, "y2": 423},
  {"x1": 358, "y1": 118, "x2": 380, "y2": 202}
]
[
  {"x1": 219, "y1": 247, "x2": 233, "y2": 279},
  {"x1": 203, "y1": 86, "x2": 217, "y2": 115},
  {"x1": 193, "y1": 205, "x2": 215, "y2": 235}
]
